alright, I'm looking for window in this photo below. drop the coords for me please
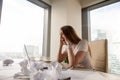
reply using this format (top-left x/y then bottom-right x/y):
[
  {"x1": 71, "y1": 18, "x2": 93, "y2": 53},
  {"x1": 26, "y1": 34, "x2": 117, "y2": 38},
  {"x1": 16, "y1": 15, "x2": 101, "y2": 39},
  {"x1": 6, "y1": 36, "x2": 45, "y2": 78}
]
[
  {"x1": 82, "y1": 0, "x2": 120, "y2": 75},
  {"x1": 0, "y1": 0, "x2": 51, "y2": 61},
  {"x1": 90, "y1": 2, "x2": 120, "y2": 75}
]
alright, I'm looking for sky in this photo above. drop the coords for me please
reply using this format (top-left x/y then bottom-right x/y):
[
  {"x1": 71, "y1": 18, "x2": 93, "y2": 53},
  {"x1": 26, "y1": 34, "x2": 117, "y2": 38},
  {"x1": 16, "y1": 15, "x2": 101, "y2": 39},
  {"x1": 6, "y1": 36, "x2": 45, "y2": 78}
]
[
  {"x1": 90, "y1": 2, "x2": 120, "y2": 41},
  {"x1": 0, "y1": 0, "x2": 44, "y2": 55}
]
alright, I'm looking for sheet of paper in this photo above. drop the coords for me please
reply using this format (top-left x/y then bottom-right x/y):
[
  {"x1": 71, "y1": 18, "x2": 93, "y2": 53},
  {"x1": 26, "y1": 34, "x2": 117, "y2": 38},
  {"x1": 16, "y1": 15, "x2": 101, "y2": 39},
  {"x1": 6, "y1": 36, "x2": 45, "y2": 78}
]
[
  {"x1": 83, "y1": 72, "x2": 108, "y2": 80},
  {"x1": 61, "y1": 70, "x2": 108, "y2": 80}
]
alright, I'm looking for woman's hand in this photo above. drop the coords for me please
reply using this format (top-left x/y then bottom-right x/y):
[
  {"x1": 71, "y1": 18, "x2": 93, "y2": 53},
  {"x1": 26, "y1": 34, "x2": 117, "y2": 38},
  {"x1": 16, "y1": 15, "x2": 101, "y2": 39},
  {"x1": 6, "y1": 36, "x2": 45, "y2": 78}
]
[
  {"x1": 64, "y1": 38, "x2": 72, "y2": 45},
  {"x1": 60, "y1": 34, "x2": 67, "y2": 46}
]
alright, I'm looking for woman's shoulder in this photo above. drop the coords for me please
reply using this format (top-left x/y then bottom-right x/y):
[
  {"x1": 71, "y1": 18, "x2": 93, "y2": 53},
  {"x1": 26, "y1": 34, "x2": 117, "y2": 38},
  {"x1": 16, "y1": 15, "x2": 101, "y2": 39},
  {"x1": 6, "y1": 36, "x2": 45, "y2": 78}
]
[
  {"x1": 74, "y1": 39, "x2": 89, "y2": 53},
  {"x1": 76, "y1": 39, "x2": 88, "y2": 48}
]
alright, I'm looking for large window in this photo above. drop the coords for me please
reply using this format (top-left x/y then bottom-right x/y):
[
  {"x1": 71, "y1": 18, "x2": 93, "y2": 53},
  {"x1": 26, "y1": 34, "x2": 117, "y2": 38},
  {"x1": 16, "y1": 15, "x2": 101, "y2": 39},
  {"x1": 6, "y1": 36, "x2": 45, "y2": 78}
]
[
  {"x1": 90, "y1": 2, "x2": 120, "y2": 75},
  {"x1": 82, "y1": 0, "x2": 120, "y2": 75},
  {"x1": 0, "y1": 0, "x2": 51, "y2": 61}
]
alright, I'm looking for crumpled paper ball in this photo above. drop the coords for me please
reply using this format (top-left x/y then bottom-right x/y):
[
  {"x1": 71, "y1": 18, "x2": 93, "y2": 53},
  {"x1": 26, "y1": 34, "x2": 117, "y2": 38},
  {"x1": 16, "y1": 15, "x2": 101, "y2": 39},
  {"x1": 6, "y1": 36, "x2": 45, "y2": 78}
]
[
  {"x1": 30, "y1": 61, "x2": 63, "y2": 80},
  {"x1": 19, "y1": 59, "x2": 31, "y2": 76}
]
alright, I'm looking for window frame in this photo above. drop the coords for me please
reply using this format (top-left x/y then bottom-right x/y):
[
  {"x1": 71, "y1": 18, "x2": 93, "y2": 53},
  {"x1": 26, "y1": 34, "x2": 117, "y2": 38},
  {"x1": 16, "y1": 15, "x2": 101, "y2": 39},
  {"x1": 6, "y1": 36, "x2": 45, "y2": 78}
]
[
  {"x1": 0, "y1": 0, "x2": 3, "y2": 23},
  {"x1": 25, "y1": 0, "x2": 51, "y2": 58},
  {"x1": 82, "y1": 0, "x2": 120, "y2": 41},
  {"x1": 0, "y1": 0, "x2": 51, "y2": 58}
]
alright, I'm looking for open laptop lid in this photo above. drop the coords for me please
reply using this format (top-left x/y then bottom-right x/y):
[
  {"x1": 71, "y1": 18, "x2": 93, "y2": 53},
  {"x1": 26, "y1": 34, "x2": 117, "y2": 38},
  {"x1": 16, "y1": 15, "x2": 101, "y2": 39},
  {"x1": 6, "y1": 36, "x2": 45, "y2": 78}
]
[{"x1": 24, "y1": 45, "x2": 31, "y2": 64}]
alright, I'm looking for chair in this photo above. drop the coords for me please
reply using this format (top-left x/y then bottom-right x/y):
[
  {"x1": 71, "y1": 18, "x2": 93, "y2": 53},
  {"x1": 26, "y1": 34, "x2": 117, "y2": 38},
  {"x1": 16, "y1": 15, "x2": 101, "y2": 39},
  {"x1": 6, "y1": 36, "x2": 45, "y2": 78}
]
[{"x1": 89, "y1": 39, "x2": 108, "y2": 72}]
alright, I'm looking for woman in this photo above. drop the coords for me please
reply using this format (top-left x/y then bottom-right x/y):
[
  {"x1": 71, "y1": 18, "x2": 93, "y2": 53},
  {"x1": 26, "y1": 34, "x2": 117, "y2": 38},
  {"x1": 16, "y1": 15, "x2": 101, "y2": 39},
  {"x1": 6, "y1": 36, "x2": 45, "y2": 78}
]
[{"x1": 57, "y1": 25, "x2": 93, "y2": 69}]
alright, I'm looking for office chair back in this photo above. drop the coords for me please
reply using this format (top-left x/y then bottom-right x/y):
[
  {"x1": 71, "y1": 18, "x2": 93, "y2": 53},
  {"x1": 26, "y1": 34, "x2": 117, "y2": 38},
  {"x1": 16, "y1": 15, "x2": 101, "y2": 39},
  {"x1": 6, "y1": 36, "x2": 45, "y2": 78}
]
[{"x1": 89, "y1": 39, "x2": 108, "y2": 72}]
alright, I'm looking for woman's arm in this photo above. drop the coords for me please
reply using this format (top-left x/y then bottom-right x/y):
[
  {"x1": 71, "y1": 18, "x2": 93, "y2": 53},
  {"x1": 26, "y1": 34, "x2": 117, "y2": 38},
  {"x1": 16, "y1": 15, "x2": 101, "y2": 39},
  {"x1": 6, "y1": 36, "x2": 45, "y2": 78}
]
[
  {"x1": 57, "y1": 33, "x2": 68, "y2": 62},
  {"x1": 74, "y1": 51, "x2": 86, "y2": 65},
  {"x1": 57, "y1": 45, "x2": 67, "y2": 62},
  {"x1": 67, "y1": 46, "x2": 75, "y2": 67}
]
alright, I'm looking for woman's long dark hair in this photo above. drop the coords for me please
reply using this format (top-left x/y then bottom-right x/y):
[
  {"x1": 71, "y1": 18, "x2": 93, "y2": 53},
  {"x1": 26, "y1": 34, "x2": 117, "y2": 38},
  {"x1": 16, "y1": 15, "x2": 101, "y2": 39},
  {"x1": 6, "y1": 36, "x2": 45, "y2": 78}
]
[{"x1": 61, "y1": 25, "x2": 81, "y2": 44}]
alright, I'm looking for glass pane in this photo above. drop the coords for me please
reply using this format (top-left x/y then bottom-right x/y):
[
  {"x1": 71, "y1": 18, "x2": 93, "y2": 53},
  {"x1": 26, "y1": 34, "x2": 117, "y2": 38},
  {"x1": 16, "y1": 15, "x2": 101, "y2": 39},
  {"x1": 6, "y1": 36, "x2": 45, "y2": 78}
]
[
  {"x1": 90, "y1": 2, "x2": 120, "y2": 75},
  {"x1": 0, "y1": 0, "x2": 44, "y2": 60}
]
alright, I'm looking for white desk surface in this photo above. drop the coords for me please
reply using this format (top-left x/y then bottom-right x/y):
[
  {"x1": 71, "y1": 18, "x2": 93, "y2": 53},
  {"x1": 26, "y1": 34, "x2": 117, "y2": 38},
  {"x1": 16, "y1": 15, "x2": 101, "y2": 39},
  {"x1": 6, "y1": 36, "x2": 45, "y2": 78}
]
[{"x1": 0, "y1": 64, "x2": 120, "y2": 80}]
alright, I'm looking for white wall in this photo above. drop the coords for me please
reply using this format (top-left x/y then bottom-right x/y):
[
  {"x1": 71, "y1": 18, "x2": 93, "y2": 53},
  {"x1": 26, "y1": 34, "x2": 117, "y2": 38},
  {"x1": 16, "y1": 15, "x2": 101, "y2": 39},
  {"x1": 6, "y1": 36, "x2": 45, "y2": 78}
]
[
  {"x1": 50, "y1": 0, "x2": 82, "y2": 60},
  {"x1": 67, "y1": 0, "x2": 82, "y2": 36}
]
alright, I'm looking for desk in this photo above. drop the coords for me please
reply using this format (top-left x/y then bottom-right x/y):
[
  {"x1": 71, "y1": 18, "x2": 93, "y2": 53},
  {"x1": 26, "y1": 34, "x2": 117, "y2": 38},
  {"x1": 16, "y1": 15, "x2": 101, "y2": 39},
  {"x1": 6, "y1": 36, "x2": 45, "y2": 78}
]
[
  {"x1": 64, "y1": 69, "x2": 120, "y2": 80},
  {"x1": 0, "y1": 64, "x2": 120, "y2": 80}
]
